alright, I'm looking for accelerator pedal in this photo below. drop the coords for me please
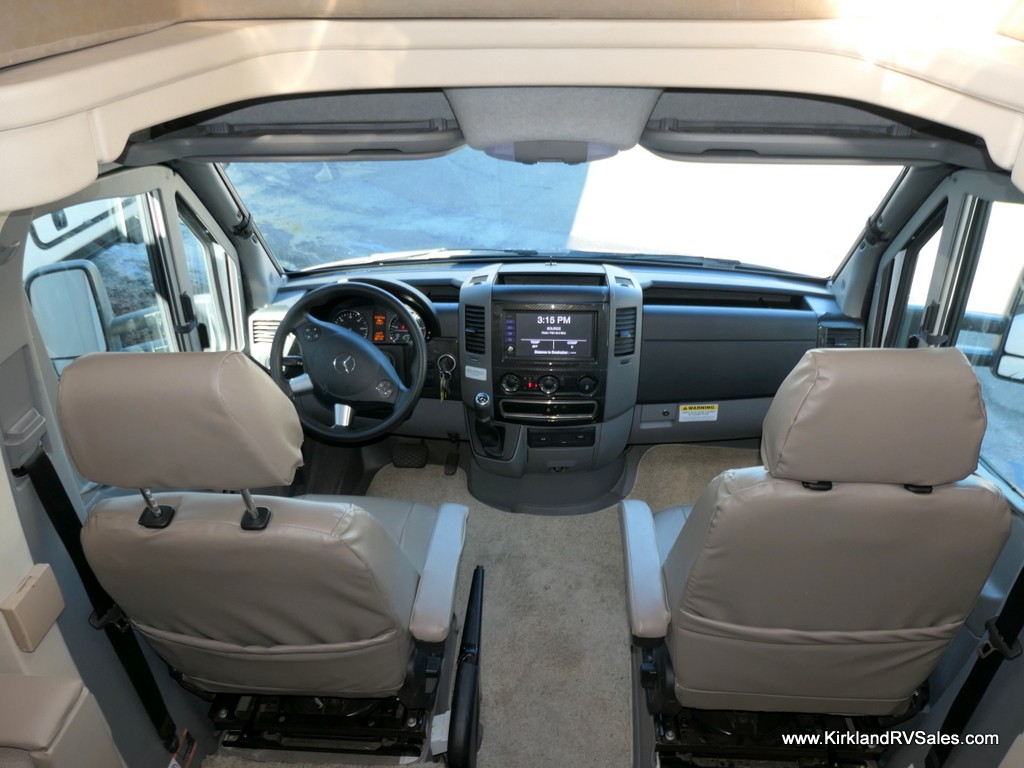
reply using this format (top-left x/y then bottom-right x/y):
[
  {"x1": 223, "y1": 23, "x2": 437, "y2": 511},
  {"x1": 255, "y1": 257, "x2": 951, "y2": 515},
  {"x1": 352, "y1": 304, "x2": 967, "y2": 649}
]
[
  {"x1": 392, "y1": 440, "x2": 429, "y2": 469},
  {"x1": 444, "y1": 432, "x2": 460, "y2": 476}
]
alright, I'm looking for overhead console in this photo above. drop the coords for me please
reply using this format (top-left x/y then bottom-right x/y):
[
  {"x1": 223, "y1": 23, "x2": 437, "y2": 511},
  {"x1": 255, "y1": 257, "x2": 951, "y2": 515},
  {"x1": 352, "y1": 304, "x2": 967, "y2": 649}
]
[{"x1": 459, "y1": 264, "x2": 642, "y2": 494}]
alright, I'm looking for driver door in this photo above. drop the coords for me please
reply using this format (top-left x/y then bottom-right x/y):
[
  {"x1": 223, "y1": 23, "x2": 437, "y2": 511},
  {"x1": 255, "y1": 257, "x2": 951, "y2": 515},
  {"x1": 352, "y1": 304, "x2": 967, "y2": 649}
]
[{"x1": 22, "y1": 166, "x2": 243, "y2": 372}]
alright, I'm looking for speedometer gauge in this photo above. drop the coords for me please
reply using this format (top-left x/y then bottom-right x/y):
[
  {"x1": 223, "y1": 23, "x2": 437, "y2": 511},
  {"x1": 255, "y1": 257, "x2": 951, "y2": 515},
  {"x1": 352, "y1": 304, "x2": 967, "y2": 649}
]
[
  {"x1": 332, "y1": 309, "x2": 369, "y2": 339},
  {"x1": 388, "y1": 309, "x2": 426, "y2": 344}
]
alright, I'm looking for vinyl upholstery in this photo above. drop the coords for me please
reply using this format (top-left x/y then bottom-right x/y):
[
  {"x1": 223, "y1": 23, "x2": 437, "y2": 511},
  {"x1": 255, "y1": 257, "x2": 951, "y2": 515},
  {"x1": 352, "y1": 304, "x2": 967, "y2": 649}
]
[
  {"x1": 622, "y1": 348, "x2": 1011, "y2": 715},
  {"x1": 62, "y1": 351, "x2": 467, "y2": 697},
  {"x1": 761, "y1": 347, "x2": 986, "y2": 486},
  {"x1": 58, "y1": 351, "x2": 303, "y2": 491}
]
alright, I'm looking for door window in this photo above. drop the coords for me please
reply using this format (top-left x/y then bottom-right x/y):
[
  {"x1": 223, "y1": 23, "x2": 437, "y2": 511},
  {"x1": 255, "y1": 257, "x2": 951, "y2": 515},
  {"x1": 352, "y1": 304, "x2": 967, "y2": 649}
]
[
  {"x1": 178, "y1": 211, "x2": 231, "y2": 351},
  {"x1": 883, "y1": 212, "x2": 944, "y2": 347},
  {"x1": 23, "y1": 194, "x2": 175, "y2": 373},
  {"x1": 895, "y1": 227, "x2": 942, "y2": 346},
  {"x1": 954, "y1": 200, "x2": 1024, "y2": 495}
]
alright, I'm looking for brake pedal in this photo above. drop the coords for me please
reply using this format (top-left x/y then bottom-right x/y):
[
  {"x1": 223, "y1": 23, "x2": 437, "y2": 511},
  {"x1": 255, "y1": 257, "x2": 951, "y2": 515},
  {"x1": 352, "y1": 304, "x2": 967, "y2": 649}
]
[
  {"x1": 392, "y1": 441, "x2": 428, "y2": 468},
  {"x1": 444, "y1": 451, "x2": 459, "y2": 475}
]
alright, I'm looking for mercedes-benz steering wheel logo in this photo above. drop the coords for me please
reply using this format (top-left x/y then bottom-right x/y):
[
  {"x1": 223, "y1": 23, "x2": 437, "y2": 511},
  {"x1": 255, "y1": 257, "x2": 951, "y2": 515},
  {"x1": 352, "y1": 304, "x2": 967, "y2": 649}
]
[{"x1": 335, "y1": 354, "x2": 357, "y2": 375}]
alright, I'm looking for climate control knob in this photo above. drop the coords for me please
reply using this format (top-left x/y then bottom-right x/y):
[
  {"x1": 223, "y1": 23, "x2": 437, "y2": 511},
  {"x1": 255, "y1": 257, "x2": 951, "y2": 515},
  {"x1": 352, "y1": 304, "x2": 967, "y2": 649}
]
[
  {"x1": 500, "y1": 373, "x2": 522, "y2": 394},
  {"x1": 538, "y1": 375, "x2": 559, "y2": 395}
]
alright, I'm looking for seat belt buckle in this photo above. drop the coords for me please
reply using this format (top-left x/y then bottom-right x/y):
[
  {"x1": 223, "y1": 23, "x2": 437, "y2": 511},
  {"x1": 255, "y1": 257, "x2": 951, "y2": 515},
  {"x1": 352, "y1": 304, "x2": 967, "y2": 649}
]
[
  {"x1": 979, "y1": 618, "x2": 1022, "y2": 660},
  {"x1": 89, "y1": 604, "x2": 130, "y2": 633}
]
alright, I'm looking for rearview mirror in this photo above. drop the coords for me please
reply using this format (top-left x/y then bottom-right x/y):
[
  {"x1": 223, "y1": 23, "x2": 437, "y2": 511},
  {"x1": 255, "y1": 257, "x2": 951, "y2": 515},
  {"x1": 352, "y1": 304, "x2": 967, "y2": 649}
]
[
  {"x1": 25, "y1": 260, "x2": 112, "y2": 373},
  {"x1": 994, "y1": 301, "x2": 1024, "y2": 382}
]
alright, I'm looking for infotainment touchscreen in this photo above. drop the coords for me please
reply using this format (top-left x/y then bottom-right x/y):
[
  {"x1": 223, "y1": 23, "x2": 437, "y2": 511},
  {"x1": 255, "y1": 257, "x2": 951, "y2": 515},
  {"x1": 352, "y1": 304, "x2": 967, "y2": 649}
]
[{"x1": 506, "y1": 312, "x2": 596, "y2": 359}]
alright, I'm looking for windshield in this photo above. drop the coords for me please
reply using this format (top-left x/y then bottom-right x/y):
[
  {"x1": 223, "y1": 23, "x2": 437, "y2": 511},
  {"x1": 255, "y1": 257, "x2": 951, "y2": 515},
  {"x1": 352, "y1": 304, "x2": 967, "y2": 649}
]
[{"x1": 223, "y1": 148, "x2": 902, "y2": 277}]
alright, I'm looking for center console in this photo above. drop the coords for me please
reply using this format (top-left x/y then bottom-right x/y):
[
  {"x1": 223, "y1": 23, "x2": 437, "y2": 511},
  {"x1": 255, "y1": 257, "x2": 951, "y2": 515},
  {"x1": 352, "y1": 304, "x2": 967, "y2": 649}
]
[{"x1": 459, "y1": 263, "x2": 642, "y2": 497}]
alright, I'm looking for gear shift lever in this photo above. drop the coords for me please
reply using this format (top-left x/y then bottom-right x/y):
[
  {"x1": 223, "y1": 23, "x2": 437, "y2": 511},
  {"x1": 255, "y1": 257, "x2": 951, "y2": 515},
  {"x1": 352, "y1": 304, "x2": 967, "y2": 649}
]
[{"x1": 472, "y1": 392, "x2": 504, "y2": 457}]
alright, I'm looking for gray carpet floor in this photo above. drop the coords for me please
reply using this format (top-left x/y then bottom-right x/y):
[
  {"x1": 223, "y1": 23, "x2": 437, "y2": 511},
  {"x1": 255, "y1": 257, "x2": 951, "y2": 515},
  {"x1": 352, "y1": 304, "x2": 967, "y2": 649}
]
[{"x1": 203, "y1": 444, "x2": 759, "y2": 768}]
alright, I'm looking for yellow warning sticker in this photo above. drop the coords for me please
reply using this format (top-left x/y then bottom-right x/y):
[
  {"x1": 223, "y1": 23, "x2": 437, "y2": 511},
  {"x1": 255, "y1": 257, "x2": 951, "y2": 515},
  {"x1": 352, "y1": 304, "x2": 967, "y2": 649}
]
[{"x1": 678, "y1": 403, "x2": 719, "y2": 423}]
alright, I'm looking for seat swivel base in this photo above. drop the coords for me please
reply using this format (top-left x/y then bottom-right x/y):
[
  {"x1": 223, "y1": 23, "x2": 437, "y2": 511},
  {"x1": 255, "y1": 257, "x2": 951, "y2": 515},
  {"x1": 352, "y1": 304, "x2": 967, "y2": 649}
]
[
  {"x1": 632, "y1": 645, "x2": 926, "y2": 768},
  {"x1": 651, "y1": 708, "x2": 888, "y2": 768},
  {"x1": 211, "y1": 693, "x2": 428, "y2": 758}
]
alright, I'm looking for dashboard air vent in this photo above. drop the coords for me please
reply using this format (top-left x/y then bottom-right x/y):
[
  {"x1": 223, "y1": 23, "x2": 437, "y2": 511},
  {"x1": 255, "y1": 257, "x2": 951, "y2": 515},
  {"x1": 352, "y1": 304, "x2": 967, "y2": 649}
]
[
  {"x1": 251, "y1": 319, "x2": 280, "y2": 345},
  {"x1": 817, "y1": 324, "x2": 862, "y2": 348},
  {"x1": 497, "y1": 273, "x2": 606, "y2": 286},
  {"x1": 464, "y1": 305, "x2": 487, "y2": 354},
  {"x1": 614, "y1": 307, "x2": 637, "y2": 356}
]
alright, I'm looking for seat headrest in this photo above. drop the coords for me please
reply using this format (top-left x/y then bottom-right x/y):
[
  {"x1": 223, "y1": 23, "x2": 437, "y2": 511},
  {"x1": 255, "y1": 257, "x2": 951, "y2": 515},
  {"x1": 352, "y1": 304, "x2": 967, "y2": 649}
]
[
  {"x1": 761, "y1": 348, "x2": 985, "y2": 486},
  {"x1": 58, "y1": 352, "x2": 303, "y2": 491}
]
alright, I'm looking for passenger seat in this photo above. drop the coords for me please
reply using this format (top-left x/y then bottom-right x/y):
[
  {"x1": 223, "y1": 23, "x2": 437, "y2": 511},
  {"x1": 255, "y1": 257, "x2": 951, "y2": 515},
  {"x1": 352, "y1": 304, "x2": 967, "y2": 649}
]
[{"x1": 620, "y1": 347, "x2": 1011, "y2": 715}]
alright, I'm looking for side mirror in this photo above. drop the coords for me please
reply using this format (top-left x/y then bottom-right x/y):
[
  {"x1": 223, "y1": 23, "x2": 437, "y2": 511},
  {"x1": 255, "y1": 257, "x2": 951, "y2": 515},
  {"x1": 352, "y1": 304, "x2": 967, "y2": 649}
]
[
  {"x1": 994, "y1": 298, "x2": 1024, "y2": 382},
  {"x1": 25, "y1": 260, "x2": 112, "y2": 373}
]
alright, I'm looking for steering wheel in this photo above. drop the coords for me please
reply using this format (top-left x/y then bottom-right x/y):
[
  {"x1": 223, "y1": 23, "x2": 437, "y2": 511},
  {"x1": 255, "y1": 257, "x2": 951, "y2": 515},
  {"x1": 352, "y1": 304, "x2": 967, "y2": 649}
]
[{"x1": 269, "y1": 281, "x2": 428, "y2": 444}]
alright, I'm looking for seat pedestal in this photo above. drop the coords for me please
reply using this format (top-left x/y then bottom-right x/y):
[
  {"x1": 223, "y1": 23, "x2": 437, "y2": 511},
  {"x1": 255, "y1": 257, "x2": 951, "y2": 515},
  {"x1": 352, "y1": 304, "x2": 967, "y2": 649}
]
[
  {"x1": 212, "y1": 693, "x2": 429, "y2": 758},
  {"x1": 632, "y1": 645, "x2": 924, "y2": 768}
]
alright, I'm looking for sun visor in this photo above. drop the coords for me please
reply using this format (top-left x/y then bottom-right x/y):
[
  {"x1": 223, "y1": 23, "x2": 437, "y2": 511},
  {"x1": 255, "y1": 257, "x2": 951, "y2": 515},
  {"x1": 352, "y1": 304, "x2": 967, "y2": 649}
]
[
  {"x1": 120, "y1": 91, "x2": 465, "y2": 164},
  {"x1": 641, "y1": 91, "x2": 995, "y2": 168}
]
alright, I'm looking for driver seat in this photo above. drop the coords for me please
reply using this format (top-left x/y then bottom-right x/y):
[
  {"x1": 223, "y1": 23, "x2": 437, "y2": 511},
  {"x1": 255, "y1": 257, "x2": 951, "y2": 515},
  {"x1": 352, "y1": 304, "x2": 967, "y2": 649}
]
[{"x1": 57, "y1": 350, "x2": 468, "y2": 699}]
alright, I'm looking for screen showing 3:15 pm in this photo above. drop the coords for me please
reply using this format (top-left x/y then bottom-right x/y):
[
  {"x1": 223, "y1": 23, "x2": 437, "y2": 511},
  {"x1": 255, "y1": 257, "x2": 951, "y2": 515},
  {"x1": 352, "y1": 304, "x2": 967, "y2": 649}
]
[{"x1": 511, "y1": 312, "x2": 595, "y2": 359}]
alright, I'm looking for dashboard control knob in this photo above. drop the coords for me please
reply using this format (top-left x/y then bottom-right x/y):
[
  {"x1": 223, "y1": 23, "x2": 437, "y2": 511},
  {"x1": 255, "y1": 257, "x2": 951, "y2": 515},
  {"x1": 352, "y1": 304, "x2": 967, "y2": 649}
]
[
  {"x1": 500, "y1": 373, "x2": 522, "y2": 394},
  {"x1": 474, "y1": 392, "x2": 491, "y2": 408},
  {"x1": 577, "y1": 375, "x2": 598, "y2": 394},
  {"x1": 538, "y1": 375, "x2": 559, "y2": 395}
]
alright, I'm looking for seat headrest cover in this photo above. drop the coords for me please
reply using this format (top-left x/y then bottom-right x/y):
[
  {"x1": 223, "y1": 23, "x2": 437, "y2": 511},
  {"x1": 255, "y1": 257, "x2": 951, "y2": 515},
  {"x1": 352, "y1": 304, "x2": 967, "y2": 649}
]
[
  {"x1": 58, "y1": 352, "x2": 303, "y2": 491},
  {"x1": 761, "y1": 348, "x2": 985, "y2": 486}
]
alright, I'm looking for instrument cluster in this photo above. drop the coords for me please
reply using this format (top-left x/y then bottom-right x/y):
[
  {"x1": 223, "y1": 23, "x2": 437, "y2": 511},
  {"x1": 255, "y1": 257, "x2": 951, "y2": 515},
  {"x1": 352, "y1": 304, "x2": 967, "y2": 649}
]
[{"x1": 329, "y1": 304, "x2": 428, "y2": 345}]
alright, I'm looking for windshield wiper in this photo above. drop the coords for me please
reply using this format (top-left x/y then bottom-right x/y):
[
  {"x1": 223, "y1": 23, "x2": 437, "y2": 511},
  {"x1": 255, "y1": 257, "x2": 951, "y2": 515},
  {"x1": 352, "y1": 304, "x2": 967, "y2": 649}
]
[{"x1": 298, "y1": 248, "x2": 541, "y2": 273}]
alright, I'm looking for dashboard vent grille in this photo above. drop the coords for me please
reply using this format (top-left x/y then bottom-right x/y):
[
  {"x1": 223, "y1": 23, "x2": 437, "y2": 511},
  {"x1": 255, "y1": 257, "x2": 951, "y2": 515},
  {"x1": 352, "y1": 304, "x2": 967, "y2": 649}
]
[
  {"x1": 497, "y1": 273, "x2": 606, "y2": 286},
  {"x1": 252, "y1": 319, "x2": 280, "y2": 345},
  {"x1": 464, "y1": 305, "x2": 487, "y2": 354},
  {"x1": 614, "y1": 307, "x2": 638, "y2": 356},
  {"x1": 818, "y1": 324, "x2": 862, "y2": 348}
]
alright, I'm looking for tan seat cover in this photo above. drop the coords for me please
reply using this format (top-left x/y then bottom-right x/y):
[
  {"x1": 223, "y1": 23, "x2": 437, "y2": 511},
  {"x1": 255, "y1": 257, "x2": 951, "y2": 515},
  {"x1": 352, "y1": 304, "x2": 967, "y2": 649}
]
[
  {"x1": 60, "y1": 351, "x2": 466, "y2": 697},
  {"x1": 654, "y1": 348, "x2": 1011, "y2": 715},
  {"x1": 82, "y1": 493, "x2": 427, "y2": 695}
]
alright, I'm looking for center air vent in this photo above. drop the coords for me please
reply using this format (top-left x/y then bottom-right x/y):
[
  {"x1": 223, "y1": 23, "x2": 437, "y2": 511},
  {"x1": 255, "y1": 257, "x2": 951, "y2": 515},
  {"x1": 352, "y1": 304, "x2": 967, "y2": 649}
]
[
  {"x1": 614, "y1": 307, "x2": 637, "y2": 356},
  {"x1": 497, "y1": 273, "x2": 606, "y2": 286},
  {"x1": 464, "y1": 305, "x2": 487, "y2": 354}
]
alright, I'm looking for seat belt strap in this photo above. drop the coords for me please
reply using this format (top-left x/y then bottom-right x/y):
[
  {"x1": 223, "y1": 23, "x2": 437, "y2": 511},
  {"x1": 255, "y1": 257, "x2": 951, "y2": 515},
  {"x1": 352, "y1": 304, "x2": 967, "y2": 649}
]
[
  {"x1": 13, "y1": 445, "x2": 179, "y2": 753},
  {"x1": 929, "y1": 564, "x2": 1024, "y2": 766}
]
